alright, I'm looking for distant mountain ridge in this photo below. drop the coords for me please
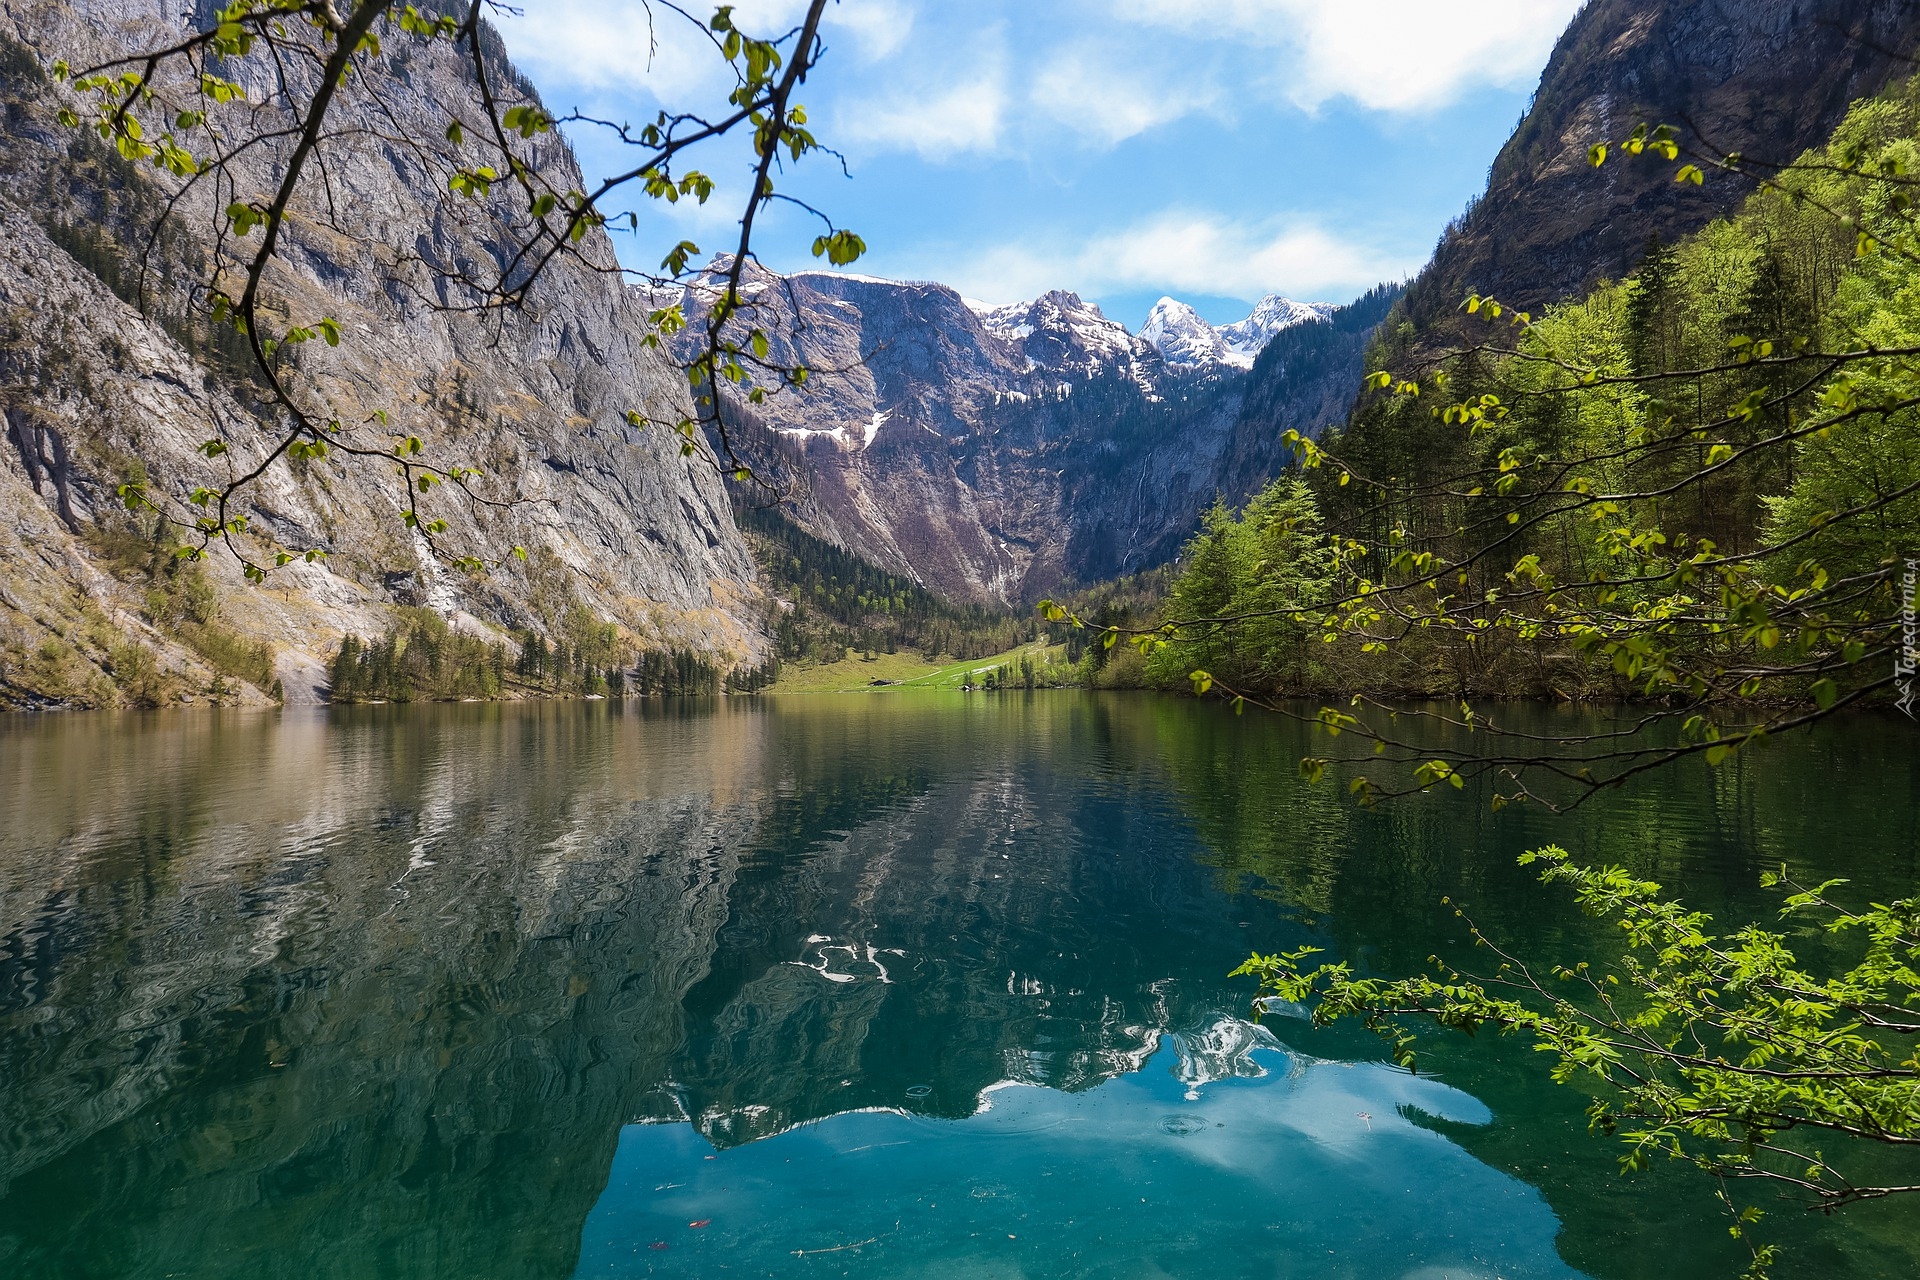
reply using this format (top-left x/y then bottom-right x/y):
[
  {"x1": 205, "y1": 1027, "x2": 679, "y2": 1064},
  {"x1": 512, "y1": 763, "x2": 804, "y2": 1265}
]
[
  {"x1": 1141, "y1": 295, "x2": 1337, "y2": 370},
  {"x1": 967, "y1": 289, "x2": 1161, "y2": 387},
  {"x1": 676, "y1": 264, "x2": 1391, "y2": 605}
]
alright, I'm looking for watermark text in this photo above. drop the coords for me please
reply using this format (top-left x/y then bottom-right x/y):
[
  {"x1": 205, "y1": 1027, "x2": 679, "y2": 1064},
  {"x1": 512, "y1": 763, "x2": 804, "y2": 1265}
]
[{"x1": 1899, "y1": 557, "x2": 1917, "y2": 717}]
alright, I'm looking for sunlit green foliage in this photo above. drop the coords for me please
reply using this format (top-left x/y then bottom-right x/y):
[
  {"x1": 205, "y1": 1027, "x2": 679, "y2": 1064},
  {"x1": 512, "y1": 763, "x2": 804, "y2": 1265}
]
[
  {"x1": 1316, "y1": 100, "x2": 1918, "y2": 733},
  {"x1": 1143, "y1": 480, "x2": 1335, "y2": 694},
  {"x1": 1239, "y1": 847, "x2": 1920, "y2": 1278},
  {"x1": 1195, "y1": 88, "x2": 1920, "y2": 1278},
  {"x1": 1050, "y1": 83, "x2": 1920, "y2": 807},
  {"x1": 511, "y1": 602, "x2": 632, "y2": 697}
]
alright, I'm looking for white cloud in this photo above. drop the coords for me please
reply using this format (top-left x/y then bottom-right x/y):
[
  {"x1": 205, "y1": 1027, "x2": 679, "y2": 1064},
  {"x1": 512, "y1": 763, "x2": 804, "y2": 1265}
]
[
  {"x1": 1027, "y1": 43, "x2": 1221, "y2": 146},
  {"x1": 833, "y1": 32, "x2": 1010, "y2": 160},
  {"x1": 501, "y1": 2, "x2": 998, "y2": 161},
  {"x1": 499, "y1": 2, "x2": 727, "y2": 100},
  {"x1": 834, "y1": 74, "x2": 1008, "y2": 158},
  {"x1": 502, "y1": 0, "x2": 1580, "y2": 165},
  {"x1": 498, "y1": 1, "x2": 918, "y2": 99},
  {"x1": 1110, "y1": 0, "x2": 1581, "y2": 112},
  {"x1": 929, "y1": 211, "x2": 1417, "y2": 306},
  {"x1": 828, "y1": 0, "x2": 919, "y2": 62},
  {"x1": 825, "y1": 0, "x2": 1579, "y2": 159}
]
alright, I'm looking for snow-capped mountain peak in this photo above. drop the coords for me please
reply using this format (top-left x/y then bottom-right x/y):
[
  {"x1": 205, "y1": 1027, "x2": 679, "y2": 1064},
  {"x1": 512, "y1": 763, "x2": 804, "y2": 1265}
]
[
  {"x1": 1140, "y1": 297, "x2": 1230, "y2": 369},
  {"x1": 974, "y1": 290, "x2": 1149, "y2": 381},
  {"x1": 1140, "y1": 292, "x2": 1336, "y2": 370},
  {"x1": 1218, "y1": 295, "x2": 1337, "y2": 363}
]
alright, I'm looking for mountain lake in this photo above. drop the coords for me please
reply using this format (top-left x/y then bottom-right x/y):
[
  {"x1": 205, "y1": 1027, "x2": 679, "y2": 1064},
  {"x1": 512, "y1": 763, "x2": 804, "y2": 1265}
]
[{"x1": 1, "y1": 694, "x2": 1914, "y2": 1279}]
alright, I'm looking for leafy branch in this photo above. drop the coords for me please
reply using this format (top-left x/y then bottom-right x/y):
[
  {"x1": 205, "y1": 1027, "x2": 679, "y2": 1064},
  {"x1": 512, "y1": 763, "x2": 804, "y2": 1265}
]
[{"x1": 1235, "y1": 846, "x2": 1920, "y2": 1278}]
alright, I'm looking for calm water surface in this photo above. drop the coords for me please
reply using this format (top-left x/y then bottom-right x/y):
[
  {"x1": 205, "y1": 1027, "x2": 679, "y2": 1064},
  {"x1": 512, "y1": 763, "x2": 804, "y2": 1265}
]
[{"x1": 0, "y1": 695, "x2": 1914, "y2": 1279}]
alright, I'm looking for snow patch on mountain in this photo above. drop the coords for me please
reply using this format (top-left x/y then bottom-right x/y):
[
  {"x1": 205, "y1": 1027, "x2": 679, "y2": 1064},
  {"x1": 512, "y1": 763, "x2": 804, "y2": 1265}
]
[
  {"x1": 776, "y1": 408, "x2": 892, "y2": 451},
  {"x1": 1140, "y1": 293, "x2": 1336, "y2": 370},
  {"x1": 790, "y1": 269, "x2": 906, "y2": 288},
  {"x1": 974, "y1": 292, "x2": 1130, "y2": 367},
  {"x1": 1220, "y1": 295, "x2": 1337, "y2": 362}
]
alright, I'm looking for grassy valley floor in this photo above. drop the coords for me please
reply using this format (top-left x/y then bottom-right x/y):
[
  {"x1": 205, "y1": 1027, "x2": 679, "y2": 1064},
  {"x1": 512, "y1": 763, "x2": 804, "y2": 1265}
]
[{"x1": 766, "y1": 642, "x2": 1072, "y2": 693}]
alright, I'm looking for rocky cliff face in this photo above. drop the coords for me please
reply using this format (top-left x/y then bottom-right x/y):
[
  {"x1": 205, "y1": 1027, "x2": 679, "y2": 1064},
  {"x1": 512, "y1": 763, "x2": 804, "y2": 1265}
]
[
  {"x1": 685, "y1": 266, "x2": 1388, "y2": 605},
  {"x1": 1402, "y1": 0, "x2": 1920, "y2": 333},
  {"x1": 0, "y1": 1, "x2": 762, "y2": 709}
]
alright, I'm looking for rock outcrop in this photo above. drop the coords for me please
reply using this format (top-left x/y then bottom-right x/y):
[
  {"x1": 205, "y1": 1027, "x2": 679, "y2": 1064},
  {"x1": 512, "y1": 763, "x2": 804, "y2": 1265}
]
[{"x1": 0, "y1": 1, "x2": 763, "y2": 709}]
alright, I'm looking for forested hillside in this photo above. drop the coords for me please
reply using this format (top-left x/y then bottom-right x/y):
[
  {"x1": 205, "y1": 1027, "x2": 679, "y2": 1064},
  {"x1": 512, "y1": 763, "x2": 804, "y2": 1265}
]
[
  {"x1": 1211, "y1": 284, "x2": 1404, "y2": 508},
  {"x1": 740, "y1": 507, "x2": 1038, "y2": 664},
  {"x1": 1142, "y1": 72, "x2": 1920, "y2": 721}
]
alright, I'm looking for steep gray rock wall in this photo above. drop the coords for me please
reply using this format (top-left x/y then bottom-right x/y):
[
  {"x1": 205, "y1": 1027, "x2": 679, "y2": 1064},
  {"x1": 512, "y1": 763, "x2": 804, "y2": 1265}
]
[
  {"x1": 0, "y1": 1, "x2": 763, "y2": 708},
  {"x1": 687, "y1": 267, "x2": 1124, "y2": 603}
]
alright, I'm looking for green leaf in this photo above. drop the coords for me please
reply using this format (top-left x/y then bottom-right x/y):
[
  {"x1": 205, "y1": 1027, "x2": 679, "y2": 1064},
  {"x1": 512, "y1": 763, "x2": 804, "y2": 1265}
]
[
  {"x1": 810, "y1": 229, "x2": 868, "y2": 266},
  {"x1": 501, "y1": 105, "x2": 552, "y2": 138}
]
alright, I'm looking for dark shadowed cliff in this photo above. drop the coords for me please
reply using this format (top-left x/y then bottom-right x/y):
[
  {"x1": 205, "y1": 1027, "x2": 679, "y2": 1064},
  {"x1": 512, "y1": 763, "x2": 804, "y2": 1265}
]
[{"x1": 1402, "y1": 0, "x2": 1920, "y2": 333}]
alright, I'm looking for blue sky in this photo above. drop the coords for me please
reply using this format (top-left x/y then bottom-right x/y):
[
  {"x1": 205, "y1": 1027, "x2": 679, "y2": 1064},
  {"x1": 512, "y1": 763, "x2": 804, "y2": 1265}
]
[{"x1": 496, "y1": 1, "x2": 1581, "y2": 328}]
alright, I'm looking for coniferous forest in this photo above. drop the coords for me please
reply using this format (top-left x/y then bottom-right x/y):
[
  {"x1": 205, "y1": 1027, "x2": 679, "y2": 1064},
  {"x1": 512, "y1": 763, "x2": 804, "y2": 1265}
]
[{"x1": 740, "y1": 505, "x2": 1041, "y2": 665}]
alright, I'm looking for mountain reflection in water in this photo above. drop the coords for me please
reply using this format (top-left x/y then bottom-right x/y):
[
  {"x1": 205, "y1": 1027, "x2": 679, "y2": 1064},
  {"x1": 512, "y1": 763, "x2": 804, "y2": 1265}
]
[
  {"x1": 580, "y1": 1033, "x2": 1576, "y2": 1279},
  {"x1": 0, "y1": 696, "x2": 1913, "y2": 1279}
]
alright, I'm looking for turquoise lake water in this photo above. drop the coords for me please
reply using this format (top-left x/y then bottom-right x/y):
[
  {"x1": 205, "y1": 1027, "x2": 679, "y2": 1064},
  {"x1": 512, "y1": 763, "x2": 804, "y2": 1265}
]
[{"x1": 0, "y1": 695, "x2": 1914, "y2": 1278}]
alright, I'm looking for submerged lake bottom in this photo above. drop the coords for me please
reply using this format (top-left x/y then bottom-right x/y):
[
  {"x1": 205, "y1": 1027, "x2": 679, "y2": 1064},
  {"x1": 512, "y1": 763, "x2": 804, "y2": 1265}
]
[{"x1": 0, "y1": 695, "x2": 1914, "y2": 1279}]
